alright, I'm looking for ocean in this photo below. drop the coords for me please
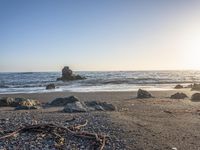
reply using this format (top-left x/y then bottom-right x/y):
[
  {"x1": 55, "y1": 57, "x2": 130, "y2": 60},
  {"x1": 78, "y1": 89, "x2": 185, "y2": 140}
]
[{"x1": 0, "y1": 71, "x2": 200, "y2": 94}]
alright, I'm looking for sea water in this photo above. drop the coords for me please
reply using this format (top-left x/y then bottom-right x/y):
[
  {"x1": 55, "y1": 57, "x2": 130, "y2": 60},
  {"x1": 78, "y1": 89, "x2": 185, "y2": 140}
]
[{"x1": 0, "y1": 71, "x2": 200, "y2": 94}]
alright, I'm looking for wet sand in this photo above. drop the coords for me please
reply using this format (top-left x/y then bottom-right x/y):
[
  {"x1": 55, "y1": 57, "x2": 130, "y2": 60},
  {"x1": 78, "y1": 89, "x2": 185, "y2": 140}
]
[{"x1": 0, "y1": 89, "x2": 200, "y2": 149}]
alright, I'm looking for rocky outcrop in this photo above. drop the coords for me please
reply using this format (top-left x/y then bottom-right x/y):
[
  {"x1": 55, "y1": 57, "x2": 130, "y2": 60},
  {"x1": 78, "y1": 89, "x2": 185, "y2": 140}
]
[
  {"x1": 49, "y1": 96, "x2": 79, "y2": 106},
  {"x1": 0, "y1": 97, "x2": 40, "y2": 107},
  {"x1": 170, "y1": 92, "x2": 188, "y2": 99},
  {"x1": 191, "y1": 93, "x2": 200, "y2": 101},
  {"x1": 137, "y1": 89, "x2": 153, "y2": 99},
  {"x1": 191, "y1": 83, "x2": 200, "y2": 91},
  {"x1": 174, "y1": 84, "x2": 184, "y2": 89},
  {"x1": 46, "y1": 84, "x2": 55, "y2": 90},
  {"x1": 57, "y1": 66, "x2": 86, "y2": 81}
]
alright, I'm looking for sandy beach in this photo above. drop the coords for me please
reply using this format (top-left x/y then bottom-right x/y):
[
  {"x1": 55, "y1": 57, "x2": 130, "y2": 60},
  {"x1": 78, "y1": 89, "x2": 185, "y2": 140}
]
[{"x1": 0, "y1": 89, "x2": 200, "y2": 150}]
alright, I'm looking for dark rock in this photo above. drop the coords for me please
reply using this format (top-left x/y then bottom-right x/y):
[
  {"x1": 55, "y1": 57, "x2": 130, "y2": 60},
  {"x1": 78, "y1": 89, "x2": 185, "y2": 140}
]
[
  {"x1": 63, "y1": 101, "x2": 87, "y2": 113},
  {"x1": 46, "y1": 84, "x2": 55, "y2": 90},
  {"x1": 191, "y1": 93, "x2": 200, "y2": 101},
  {"x1": 57, "y1": 66, "x2": 86, "y2": 81},
  {"x1": 0, "y1": 97, "x2": 15, "y2": 107},
  {"x1": 170, "y1": 92, "x2": 188, "y2": 99},
  {"x1": 191, "y1": 83, "x2": 200, "y2": 91},
  {"x1": 137, "y1": 89, "x2": 153, "y2": 99},
  {"x1": 15, "y1": 105, "x2": 40, "y2": 110},
  {"x1": 85, "y1": 101, "x2": 116, "y2": 111},
  {"x1": 49, "y1": 96, "x2": 79, "y2": 106},
  {"x1": 174, "y1": 84, "x2": 184, "y2": 89}
]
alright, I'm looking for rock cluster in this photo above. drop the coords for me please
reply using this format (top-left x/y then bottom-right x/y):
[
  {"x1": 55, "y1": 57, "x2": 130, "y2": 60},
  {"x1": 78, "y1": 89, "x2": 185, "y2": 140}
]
[
  {"x1": 57, "y1": 66, "x2": 86, "y2": 81},
  {"x1": 0, "y1": 97, "x2": 40, "y2": 110},
  {"x1": 49, "y1": 96, "x2": 116, "y2": 113},
  {"x1": 170, "y1": 92, "x2": 188, "y2": 99},
  {"x1": 137, "y1": 89, "x2": 153, "y2": 99}
]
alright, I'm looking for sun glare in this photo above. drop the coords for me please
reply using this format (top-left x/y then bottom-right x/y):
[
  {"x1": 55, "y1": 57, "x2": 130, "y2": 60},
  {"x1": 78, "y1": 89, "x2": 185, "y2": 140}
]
[{"x1": 181, "y1": 29, "x2": 200, "y2": 70}]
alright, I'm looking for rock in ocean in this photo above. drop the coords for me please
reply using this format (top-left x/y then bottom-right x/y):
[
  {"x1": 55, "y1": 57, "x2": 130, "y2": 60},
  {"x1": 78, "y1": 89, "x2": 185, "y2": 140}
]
[
  {"x1": 57, "y1": 66, "x2": 86, "y2": 81},
  {"x1": 46, "y1": 84, "x2": 55, "y2": 90}
]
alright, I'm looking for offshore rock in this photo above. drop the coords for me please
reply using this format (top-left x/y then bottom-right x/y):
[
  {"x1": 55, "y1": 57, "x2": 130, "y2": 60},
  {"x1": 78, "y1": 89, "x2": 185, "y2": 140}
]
[{"x1": 57, "y1": 66, "x2": 86, "y2": 81}]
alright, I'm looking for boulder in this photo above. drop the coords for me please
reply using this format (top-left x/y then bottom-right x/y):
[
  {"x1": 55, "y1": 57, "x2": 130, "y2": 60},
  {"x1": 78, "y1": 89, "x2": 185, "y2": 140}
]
[
  {"x1": 191, "y1": 93, "x2": 200, "y2": 102},
  {"x1": 46, "y1": 84, "x2": 55, "y2": 90},
  {"x1": 137, "y1": 89, "x2": 153, "y2": 99},
  {"x1": 0, "y1": 97, "x2": 40, "y2": 107},
  {"x1": 14, "y1": 98, "x2": 40, "y2": 107},
  {"x1": 191, "y1": 83, "x2": 200, "y2": 91},
  {"x1": 49, "y1": 96, "x2": 79, "y2": 106},
  {"x1": 170, "y1": 92, "x2": 188, "y2": 99},
  {"x1": 174, "y1": 84, "x2": 184, "y2": 89},
  {"x1": 63, "y1": 101, "x2": 87, "y2": 113},
  {"x1": 0, "y1": 97, "x2": 15, "y2": 107},
  {"x1": 85, "y1": 101, "x2": 116, "y2": 111},
  {"x1": 57, "y1": 66, "x2": 86, "y2": 81}
]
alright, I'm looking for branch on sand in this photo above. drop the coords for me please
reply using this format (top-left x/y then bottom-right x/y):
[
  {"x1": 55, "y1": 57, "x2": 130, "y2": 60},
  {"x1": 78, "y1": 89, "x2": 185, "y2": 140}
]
[{"x1": 0, "y1": 120, "x2": 108, "y2": 150}]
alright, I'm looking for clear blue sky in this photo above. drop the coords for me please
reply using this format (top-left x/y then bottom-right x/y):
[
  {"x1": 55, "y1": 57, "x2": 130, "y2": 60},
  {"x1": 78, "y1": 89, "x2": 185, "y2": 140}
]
[{"x1": 1, "y1": 0, "x2": 200, "y2": 72}]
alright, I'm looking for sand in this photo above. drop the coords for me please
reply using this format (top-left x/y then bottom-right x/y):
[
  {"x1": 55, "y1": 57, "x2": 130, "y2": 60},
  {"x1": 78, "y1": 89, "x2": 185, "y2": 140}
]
[{"x1": 0, "y1": 89, "x2": 200, "y2": 149}]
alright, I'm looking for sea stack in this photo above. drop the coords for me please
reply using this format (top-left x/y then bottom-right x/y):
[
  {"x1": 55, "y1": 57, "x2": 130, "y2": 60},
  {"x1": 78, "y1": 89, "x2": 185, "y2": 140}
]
[{"x1": 57, "y1": 66, "x2": 86, "y2": 81}]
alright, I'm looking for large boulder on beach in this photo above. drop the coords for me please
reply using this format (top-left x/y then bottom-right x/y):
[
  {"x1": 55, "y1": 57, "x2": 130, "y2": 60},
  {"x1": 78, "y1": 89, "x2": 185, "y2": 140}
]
[
  {"x1": 46, "y1": 84, "x2": 55, "y2": 90},
  {"x1": 191, "y1": 83, "x2": 200, "y2": 91},
  {"x1": 57, "y1": 66, "x2": 86, "y2": 81},
  {"x1": 85, "y1": 101, "x2": 116, "y2": 111},
  {"x1": 14, "y1": 98, "x2": 40, "y2": 107},
  {"x1": 137, "y1": 89, "x2": 153, "y2": 99},
  {"x1": 191, "y1": 93, "x2": 200, "y2": 102},
  {"x1": 63, "y1": 101, "x2": 87, "y2": 113},
  {"x1": 170, "y1": 92, "x2": 188, "y2": 99},
  {"x1": 0, "y1": 97, "x2": 15, "y2": 107},
  {"x1": 49, "y1": 96, "x2": 79, "y2": 106},
  {"x1": 174, "y1": 84, "x2": 184, "y2": 89},
  {"x1": 0, "y1": 97, "x2": 40, "y2": 107}
]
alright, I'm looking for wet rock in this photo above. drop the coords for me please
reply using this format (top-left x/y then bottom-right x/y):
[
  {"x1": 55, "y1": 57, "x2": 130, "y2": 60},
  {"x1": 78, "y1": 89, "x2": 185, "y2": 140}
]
[
  {"x1": 49, "y1": 96, "x2": 79, "y2": 106},
  {"x1": 137, "y1": 89, "x2": 153, "y2": 99},
  {"x1": 57, "y1": 66, "x2": 86, "y2": 81},
  {"x1": 63, "y1": 101, "x2": 87, "y2": 113},
  {"x1": 170, "y1": 92, "x2": 188, "y2": 99},
  {"x1": 174, "y1": 84, "x2": 184, "y2": 89},
  {"x1": 85, "y1": 101, "x2": 116, "y2": 111},
  {"x1": 191, "y1": 83, "x2": 200, "y2": 91},
  {"x1": 46, "y1": 84, "x2": 55, "y2": 90},
  {"x1": 191, "y1": 93, "x2": 200, "y2": 101}
]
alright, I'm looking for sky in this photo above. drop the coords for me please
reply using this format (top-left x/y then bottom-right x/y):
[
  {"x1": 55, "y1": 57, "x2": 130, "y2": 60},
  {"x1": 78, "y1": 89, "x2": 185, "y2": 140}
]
[{"x1": 1, "y1": 0, "x2": 200, "y2": 72}]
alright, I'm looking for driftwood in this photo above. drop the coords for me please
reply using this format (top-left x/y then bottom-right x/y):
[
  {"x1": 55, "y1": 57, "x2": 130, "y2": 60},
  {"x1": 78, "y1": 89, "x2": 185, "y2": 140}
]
[{"x1": 0, "y1": 120, "x2": 108, "y2": 150}]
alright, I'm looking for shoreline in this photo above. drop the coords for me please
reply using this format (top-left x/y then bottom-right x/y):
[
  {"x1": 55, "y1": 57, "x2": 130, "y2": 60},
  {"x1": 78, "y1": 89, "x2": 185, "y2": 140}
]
[{"x1": 1, "y1": 89, "x2": 200, "y2": 149}]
